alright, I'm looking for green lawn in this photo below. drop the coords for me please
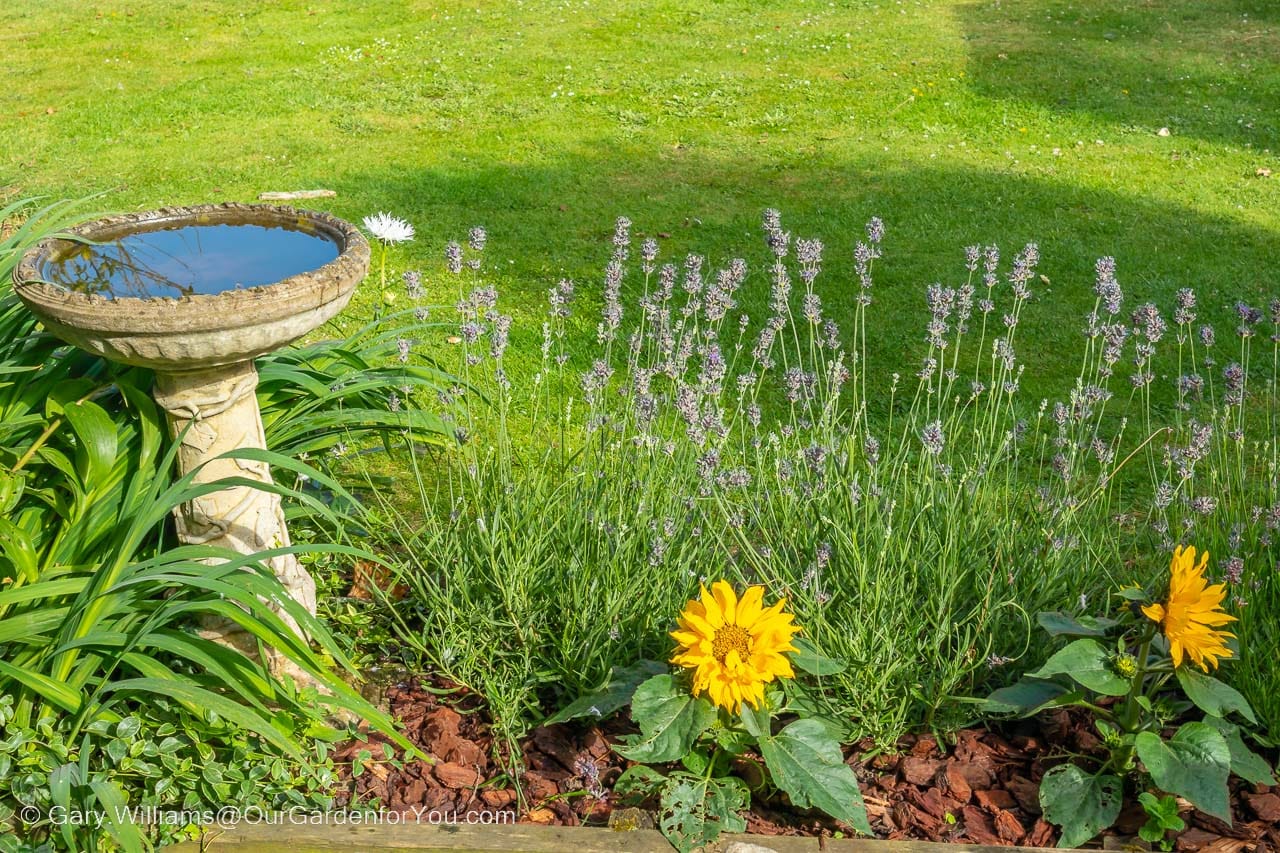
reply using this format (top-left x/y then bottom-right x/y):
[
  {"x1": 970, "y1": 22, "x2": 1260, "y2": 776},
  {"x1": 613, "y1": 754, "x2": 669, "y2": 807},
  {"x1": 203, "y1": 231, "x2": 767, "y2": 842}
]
[
  {"x1": 3, "y1": 0, "x2": 1277, "y2": 401},
  {"x1": 4, "y1": 5, "x2": 1280, "y2": 841}
]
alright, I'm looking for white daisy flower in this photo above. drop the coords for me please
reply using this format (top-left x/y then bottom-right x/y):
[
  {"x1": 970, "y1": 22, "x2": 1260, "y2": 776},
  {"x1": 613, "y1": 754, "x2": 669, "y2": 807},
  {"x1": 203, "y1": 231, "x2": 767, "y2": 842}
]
[{"x1": 362, "y1": 212, "x2": 415, "y2": 245}]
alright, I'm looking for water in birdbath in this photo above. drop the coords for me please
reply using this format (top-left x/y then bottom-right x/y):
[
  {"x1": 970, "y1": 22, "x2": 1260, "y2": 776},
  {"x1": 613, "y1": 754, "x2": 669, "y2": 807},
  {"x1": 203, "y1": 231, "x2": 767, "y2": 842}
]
[{"x1": 40, "y1": 222, "x2": 341, "y2": 299}]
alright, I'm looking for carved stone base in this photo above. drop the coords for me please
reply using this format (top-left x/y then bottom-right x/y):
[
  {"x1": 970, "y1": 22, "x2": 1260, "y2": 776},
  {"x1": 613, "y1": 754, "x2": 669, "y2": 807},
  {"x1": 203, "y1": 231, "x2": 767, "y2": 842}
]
[{"x1": 155, "y1": 361, "x2": 318, "y2": 683}]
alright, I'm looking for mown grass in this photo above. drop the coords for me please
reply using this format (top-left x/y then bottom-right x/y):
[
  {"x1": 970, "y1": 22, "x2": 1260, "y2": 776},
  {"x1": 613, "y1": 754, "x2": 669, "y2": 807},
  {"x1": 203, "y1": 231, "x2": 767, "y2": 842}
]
[{"x1": 2, "y1": 0, "x2": 1277, "y2": 405}]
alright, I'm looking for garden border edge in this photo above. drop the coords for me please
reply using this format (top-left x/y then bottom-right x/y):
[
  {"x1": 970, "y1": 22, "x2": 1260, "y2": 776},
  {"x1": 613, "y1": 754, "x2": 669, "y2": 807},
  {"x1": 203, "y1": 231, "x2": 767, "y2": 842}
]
[{"x1": 172, "y1": 822, "x2": 1073, "y2": 852}]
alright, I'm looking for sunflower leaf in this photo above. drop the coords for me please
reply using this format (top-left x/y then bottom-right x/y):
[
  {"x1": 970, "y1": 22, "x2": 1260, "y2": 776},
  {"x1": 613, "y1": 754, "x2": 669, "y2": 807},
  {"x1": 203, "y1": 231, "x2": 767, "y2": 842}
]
[
  {"x1": 1038, "y1": 764, "x2": 1122, "y2": 848},
  {"x1": 1202, "y1": 717, "x2": 1276, "y2": 786},
  {"x1": 981, "y1": 678, "x2": 1070, "y2": 715},
  {"x1": 615, "y1": 675, "x2": 716, "y2": 763},
  {"x1": 544, "y1": 660, "x2": 667, "y2": 725},
  {"x1": 760, "y1": 719, "x2": 872, "y2": 835},
  {"x1": 1135, "y1": 722, "x2": 1232, "y2": 822},
  {"x1": 614, "y1": 765, "x2": 666, "y2": 798},
  {"x1": 1036, "y1": 611, "x2": 1118, "y2": 637},
  {"x1": 740, "y1": 702, "x2": 772, "y2": 739},
  {"x1": 790, "y1": 637, "x2": 846, "y2": 676},
  {"x1": 1175, "y1": 668, "x2": 1257, "y2": 725},
  {"x1": 658, "y1": 772, "x2": 748, "y2": 853},
  {"x1": 1028, "y1": 638, "x2": 1130, "y2": 696}
]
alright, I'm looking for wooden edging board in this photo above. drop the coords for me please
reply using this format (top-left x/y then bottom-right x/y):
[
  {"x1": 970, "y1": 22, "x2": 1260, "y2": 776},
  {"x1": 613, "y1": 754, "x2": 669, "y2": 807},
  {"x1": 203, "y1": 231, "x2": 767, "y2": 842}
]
[{"x1": 172, "y1": 822, "x2": 1067, "y2": 853}]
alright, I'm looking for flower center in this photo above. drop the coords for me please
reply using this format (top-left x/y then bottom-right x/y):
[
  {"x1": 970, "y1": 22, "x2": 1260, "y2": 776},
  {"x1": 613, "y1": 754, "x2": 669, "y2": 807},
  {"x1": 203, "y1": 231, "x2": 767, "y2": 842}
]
[{"x1": 711, "y1": 625, "x2": 752, "y2": 663}]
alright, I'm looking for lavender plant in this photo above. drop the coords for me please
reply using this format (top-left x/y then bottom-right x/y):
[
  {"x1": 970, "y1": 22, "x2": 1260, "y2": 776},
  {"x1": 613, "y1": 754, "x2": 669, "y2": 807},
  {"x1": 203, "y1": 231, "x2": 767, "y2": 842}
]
[{"x1": 350, "y1": 212, "x2": 1279, "y2": 758}]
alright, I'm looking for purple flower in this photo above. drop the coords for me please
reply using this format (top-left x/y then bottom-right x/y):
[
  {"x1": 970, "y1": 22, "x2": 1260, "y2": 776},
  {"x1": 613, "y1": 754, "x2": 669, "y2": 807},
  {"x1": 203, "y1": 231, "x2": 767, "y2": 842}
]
[
  {"x1": 696, "y1": 448, "x2": 719, "y2": 481},
  {"x1": 468, "y1": 226, "x2": 487, "y2": 252},
  {"x1": 918, "y1": 356, "x2": 937, "y2": 381},
  {"x1": 1236, "y1": 301, "x2": 1263, "y2": 325},
  {"x1": 796, "y1": 238, "x2": 823, "y2": 284},
  {"x1": 682, "y1": 253, "x2": 704, "y2": 296},
  {"x1": 1008, "y1": 243, "x2": 1039, "y2": 300},
  {"x1": 864, "y1": 435, "x2": 880, "y2": 466},
  {"x1": 1177, "y1": 374, "x2": 1205, "y2": 400},
  {"x1": 763, "y1": 209, "x2": 789, "y2": 258},
  {"x1": 612, "y1": 216, "x2": 632, "y2": 261},
  {"x1": 1190, "y1": 495, "x2": 1218, "y2": 516},
  {"x1": 698, "y1": 344, "x2": 726, "y2": 391},
  {"x1": 866, "y1": 217, "x2": 885, "y2": 246},
  {"x1": 920, "y1": 420, "x2": 945, "y2": 456},
  {"x1": 983, "y1": 245, "x2": 1000, "y2": 290},
  {"x1": 1223, "y1": 362, "x2": 1245, "y2": 406},
  {"x1": 581, "y1": 359, "x2": 614, "y2": 397},
  {"x1": 803, "y1": 444, "x2": 828, "y2": 471},
  {"x1": 403, "y1": 270, "x2": 425, "y2": 299},
  {"x1": 1174, "y1": 288, "x2": 1196, "y2": 326},
  {"x1": 816, "y1": 541, "x2": 832, "y2": 570},
  {"x1": 641, "y1": 237, "x2": 659, "y2": 273},
  {"x1": 1094, "y1": 256, "x2": 1122, "y2": 316},
  {"x1": 490, "y1": 314, "x2": 512, "y2": 360},
  {"x1": 802, "y1": 292, "x2": 823, "y2": 324},
  {"x1": 1131, "y1": 302, "x2": 1166, "y2": 343},
  {"x1": 549, "y1": 279, "x2": 575, "y2": 318},
  {"x1": 822, "y1": 319, "x2": 841, "y2": 350},
  {"x1": 445, "y1": 241, "x2": 463, "y2": 274},
  {"x1": 599, "y1": 261, "x2": 623, "y2": 341}
]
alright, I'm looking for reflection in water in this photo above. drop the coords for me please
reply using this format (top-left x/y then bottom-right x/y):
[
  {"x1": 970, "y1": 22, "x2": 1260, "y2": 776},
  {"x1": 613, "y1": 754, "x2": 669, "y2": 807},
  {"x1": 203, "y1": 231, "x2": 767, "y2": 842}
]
[{"x1": 41, "y1": 223, "x2": 341, "y2": 299}]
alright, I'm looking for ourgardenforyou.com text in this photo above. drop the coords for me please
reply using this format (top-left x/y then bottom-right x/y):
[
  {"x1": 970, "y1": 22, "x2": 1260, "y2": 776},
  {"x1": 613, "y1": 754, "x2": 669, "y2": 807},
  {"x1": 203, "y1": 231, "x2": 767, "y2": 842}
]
[{"x1": 19, "y1": 804, "x2": 517, "y2": 829}]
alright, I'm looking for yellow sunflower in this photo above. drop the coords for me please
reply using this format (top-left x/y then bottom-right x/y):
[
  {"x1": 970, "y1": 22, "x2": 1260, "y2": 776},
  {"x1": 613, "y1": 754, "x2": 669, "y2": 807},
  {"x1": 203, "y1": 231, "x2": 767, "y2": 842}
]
[
  {"x1": 670, "y1": 581, "x2": 800, "y2": 712},
  {"x1": 1140, "y1": 545, "x2": 1237, "y2": 672}
]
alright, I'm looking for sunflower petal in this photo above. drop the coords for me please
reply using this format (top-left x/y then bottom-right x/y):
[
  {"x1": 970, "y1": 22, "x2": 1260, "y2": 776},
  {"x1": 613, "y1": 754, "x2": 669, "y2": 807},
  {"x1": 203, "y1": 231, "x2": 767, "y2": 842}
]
[
  {"x1": 736, "y1": 585, "x2": 765, "y2": 627},
  {"x1": 699, "y1": 585, "x2": 725, "y2": 628},
  {"x1": 711, "y1": 581, "x2": 739, "y2": 625}
]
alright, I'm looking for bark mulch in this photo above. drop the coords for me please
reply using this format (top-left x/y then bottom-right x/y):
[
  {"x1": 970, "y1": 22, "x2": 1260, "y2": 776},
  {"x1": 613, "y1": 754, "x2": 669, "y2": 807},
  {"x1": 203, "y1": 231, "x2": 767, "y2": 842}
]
[{"x1": 334, "y1": 678, "x2": 1280, "y2": 851}]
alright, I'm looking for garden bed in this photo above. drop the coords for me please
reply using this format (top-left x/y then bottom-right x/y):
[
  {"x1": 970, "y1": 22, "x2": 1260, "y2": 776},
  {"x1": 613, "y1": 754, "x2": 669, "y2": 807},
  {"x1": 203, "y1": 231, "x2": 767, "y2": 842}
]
[{"x1": 316, "y1": 678, "x2": 1280, "y2": 850}]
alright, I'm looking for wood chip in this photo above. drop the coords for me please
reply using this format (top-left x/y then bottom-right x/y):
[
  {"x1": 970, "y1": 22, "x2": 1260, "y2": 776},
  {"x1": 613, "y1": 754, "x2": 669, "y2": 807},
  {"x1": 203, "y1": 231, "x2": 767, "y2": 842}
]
[
  {"x1": 939, "y1": 762, "x2": 973, "y2": 803},
  {"x1": 433, "y1": 761, "x2": 480, "y2": 789},
  {"x1": 526, "y1": 807, "x2": 556, "y2": 824},
  {"x1": 901, "y1": 756, "x2": 943, "y2": 786},
  {"x1": 975, "y1": 788, "x2": 1016, "y2": 812},
  {"x1": 1244, "y1": 791, "x2": 1280, "y2": 822}
]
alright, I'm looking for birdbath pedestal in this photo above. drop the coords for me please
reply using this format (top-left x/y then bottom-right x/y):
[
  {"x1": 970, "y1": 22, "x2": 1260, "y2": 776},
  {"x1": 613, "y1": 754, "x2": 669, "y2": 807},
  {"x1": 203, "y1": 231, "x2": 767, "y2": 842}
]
[{"x1": 13, "y1": 203, "x2": 370, "y2": 677}]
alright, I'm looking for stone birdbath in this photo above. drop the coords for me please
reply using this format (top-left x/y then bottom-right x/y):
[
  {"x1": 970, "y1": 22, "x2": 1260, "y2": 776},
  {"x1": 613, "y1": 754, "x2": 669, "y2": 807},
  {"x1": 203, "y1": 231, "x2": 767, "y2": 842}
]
[{"x1": 13, "y1": 203, "x2": 369, "y2": 674}]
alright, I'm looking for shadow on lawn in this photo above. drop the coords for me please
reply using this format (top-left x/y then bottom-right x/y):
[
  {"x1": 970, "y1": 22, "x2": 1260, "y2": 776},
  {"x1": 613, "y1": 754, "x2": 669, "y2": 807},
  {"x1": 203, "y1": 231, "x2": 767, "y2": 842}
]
[
  {"x1": 956, "y1": 0, "x2": 1280, "y2": 149},
  {"x1": 338, "y1": 147, "x2": 1278, "y2": 399}
]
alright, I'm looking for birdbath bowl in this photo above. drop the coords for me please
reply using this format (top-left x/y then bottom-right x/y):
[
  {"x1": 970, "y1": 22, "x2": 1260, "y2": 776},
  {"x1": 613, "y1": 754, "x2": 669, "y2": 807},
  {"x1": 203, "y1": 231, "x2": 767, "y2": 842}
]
[{"x1": 13, "y1": 203, "x2": 370, "y2": 671}]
